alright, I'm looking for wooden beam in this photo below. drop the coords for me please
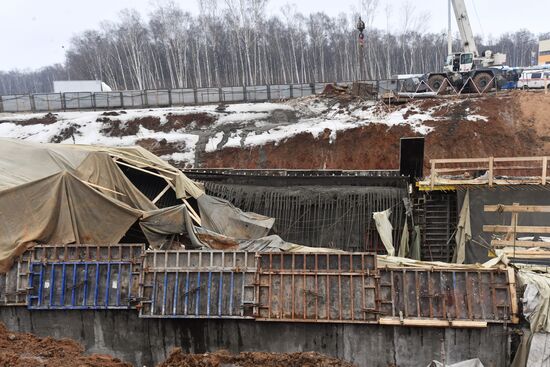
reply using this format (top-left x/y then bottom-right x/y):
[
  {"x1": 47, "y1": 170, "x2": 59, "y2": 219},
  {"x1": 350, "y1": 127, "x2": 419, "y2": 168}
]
[
  {"x1": 77, "y1": 178, "x2": 126, "y2": 196},
  {"x1": 152, "y1": 184, "x2": 171, "y2": 204},
  {"x1": 543, "y1": 157, "x2": 548, "y2": 185},
  {"x1": 483, "y1": 225, "x2": 550, "y2": 234},
  {"x1": 507, "y1": 267, "x2": 520, "y2": 324},
  {"x1": 378, "y1": 318, "x2": 487, "y2": 328},
  {"x1": 491, "y1": 240, "x2": 550, "y2": 248},
  {"x1": 115, "y1": 160, "x2": 173, "y2": 181},
  {"x1": 485, "y1": 205, "x2": 550, "y2": 213},
  {"x1": 430, "y1": 158, "x2": 490, "y2": 164},
  {"x1": 488, "y1": 156, "x2": 494, "y2": 187}
]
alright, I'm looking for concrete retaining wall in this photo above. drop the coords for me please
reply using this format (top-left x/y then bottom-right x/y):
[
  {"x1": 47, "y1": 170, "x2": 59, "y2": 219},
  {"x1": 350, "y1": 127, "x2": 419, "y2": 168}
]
[{"x1": 0, "y1": 307, "x2": 510, "y2": 367}]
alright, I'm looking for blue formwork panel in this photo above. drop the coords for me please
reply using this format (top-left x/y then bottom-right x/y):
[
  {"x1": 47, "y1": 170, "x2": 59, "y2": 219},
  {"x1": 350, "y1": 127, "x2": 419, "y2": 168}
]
[
  {"x1": 27, "y1": 261, "x2": 140, "y2": 310},
  {"x1": 139, "y1": 251, "x2": 256, "y2": 318}
]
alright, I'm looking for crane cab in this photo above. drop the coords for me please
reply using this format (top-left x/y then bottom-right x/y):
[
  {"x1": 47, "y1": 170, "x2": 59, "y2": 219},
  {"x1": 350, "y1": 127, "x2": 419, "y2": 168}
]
[{"x1": 444, "y1": 52, "x2": 474, "y2": 73}]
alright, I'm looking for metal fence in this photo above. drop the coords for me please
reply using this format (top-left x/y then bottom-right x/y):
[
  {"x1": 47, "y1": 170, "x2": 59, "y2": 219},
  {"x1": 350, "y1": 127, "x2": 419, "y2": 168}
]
[
  {"x1": 0, "y1": 82, "x2": 351, "y2": 113},
  {"x1": 0, "y1": 80, "x2": 403, "y2": 113}
]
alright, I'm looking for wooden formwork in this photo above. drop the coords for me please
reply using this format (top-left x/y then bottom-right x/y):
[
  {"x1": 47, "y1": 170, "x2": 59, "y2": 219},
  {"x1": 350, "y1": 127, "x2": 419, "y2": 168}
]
[
  {"x1": 255, "y1": 253, "x2": 380, "y2": 323},
  {"x1": 139, "y1": 250, "x2": 257, "y2": 318}
]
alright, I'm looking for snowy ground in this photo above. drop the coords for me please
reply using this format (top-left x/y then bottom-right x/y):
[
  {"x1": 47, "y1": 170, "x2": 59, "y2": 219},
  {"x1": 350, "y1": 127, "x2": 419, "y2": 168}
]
[{"x1": 0, "y1": 96, "x2": 489, "y2": 167}]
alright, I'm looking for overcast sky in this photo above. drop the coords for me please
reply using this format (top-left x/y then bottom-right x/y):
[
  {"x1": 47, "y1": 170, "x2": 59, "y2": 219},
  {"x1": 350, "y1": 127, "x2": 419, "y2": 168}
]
[{"x1": 0, "y1": 0, "x2": 547, "y2": 71}]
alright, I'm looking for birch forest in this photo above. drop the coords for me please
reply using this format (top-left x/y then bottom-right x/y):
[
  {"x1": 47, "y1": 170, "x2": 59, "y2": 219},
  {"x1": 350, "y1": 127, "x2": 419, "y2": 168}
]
[{"x1": 0, "y1": 0, "x2": 548, "y2": 94}]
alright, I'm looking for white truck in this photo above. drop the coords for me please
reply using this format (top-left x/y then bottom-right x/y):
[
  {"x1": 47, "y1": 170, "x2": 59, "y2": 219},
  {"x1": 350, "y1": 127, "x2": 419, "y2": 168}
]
[
  {"x1": 422, "y1": 0, "x2": 514, "y2": 93},
  {"x1": 53, "y1": 80, "x2": 112, "y2": 93}
]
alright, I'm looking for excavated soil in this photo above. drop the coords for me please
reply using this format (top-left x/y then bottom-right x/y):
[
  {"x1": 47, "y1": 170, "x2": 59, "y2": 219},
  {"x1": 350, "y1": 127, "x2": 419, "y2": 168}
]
[
  {"x1": 136, "y1": 138, "x2": 187, "y2": 157},
  {"x1": 202, "y1": 90, "x2": 550, "y2": 170},
  {"x1": 0, "y1": 323, "x2": 131, "y2": 367},
  {"x1": 2, "y1": 112, "x2": 58, "y2": 126},
  {"x1": 158, "y1": 348, "x2": 357, "y2": 367},
  {"x1": 100, "y1": 112, "x2": 216, "y2": 137}
]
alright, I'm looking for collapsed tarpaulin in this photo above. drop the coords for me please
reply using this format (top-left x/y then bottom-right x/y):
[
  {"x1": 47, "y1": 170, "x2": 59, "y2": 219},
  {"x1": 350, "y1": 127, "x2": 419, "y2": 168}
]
[
  {"x1": 0, "y1": 139, "x2": 205, "y2": 271},
  {"x1": 517, "y1": 270, "x2": 550, "y2": 333},
  {"x1": 197, "y1": 194, "x2": 275, "y2": 240}
]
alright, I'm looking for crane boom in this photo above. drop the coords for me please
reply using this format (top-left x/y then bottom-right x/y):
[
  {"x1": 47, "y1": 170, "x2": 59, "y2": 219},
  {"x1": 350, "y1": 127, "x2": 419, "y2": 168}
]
[{"x1": 450, "y1": 0, "x2": 478, "y2": 56}]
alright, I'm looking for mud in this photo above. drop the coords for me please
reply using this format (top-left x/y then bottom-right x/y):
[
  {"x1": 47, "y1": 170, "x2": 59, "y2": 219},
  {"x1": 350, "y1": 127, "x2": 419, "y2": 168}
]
[
  {"x1": 158, "y1": 348, "x2": 357, "y2": 367},
  {"x1": 0, "y1": 323, "x2": 131, "y2": 367},
  {"x1": 166, "y1": 112, "x2": 216, "y2": 130}
]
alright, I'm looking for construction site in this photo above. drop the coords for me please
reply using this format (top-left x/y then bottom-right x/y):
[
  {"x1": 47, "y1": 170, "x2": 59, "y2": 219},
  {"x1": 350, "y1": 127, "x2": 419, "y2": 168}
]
[{"x1": 1, "y1": 0, "x2": 550, "y2": 366}]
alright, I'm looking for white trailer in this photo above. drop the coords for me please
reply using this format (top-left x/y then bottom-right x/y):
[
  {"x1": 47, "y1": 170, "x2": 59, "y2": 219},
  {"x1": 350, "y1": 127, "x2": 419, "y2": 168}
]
[{"x1": 53, "y1": 80, "x2": 112, "y2": 93}]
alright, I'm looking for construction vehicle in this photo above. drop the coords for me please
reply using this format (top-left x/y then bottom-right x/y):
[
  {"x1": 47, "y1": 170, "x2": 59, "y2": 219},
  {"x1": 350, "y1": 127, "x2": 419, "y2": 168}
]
[{"x1": 422, "y1": 0, "x2": 511, "y2": 93}]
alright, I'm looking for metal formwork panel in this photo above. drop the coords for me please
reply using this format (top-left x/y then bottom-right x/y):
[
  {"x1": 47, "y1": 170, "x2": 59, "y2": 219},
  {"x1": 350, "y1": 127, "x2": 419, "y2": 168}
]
[
  {"x1": 378, "y1": 268, "x2": 514, "y2": 323},
  {"x1": 28, "y1": 261, "x2": 140, "y2": 309},
  {"x1": 256, "y1": 253, "x2": 379, "y2": 323},
  {"x1": 0, "y1": 244, "x2": 144, "y2": 307},
  {"x1": 0, "y1": 252, "x2": 32, "y2": 306},
  {"x1": 139, "y1": 251, "x2": 257, "y2": 318}
]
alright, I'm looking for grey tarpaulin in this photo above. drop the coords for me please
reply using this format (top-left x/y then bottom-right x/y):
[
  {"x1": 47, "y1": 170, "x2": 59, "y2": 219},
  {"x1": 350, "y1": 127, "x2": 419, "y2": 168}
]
[
  {"x1": 454, "y1": 190, "x2": 471, "y2": 264},
  {"x1": 197, "y1": 194, "x2": 275, "y2": 240},
  {"x1": 518, "y1": 270, "x2": 550, "y2": 333},
  {"x1": 410, "y1": 225, "x2": 421, "y2": 260},
  {"x1": 140, "y1": 204, "x2": 191, "y2": 249},
  {"x1": 373, "y1": 209, "x2": 395, "y2": 256},
  {"x1": 398, "y1": 221, "x2": 409, "y2": 258}
]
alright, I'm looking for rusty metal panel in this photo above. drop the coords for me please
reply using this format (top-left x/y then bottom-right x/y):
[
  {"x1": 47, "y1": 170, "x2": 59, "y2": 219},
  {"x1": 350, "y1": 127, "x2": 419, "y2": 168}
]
[
  {"x1": 139, "y1": 250, "x2": 257, "y2": 318},
  {"x1": 378, "y1": 268, "x2": 514, "y2": 323},
  {"x1": 27, "y1": 261, "x2": 140, "y2": 309},
  {"x1": 256, "y1": 253, "x2": 380, "y2": 323},
  {"x1": 0, "y1": 252, "x2": 32, "y2": 305}
]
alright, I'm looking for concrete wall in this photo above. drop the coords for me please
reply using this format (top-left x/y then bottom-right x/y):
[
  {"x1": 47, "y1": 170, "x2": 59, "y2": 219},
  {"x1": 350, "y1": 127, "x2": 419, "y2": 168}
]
[{"x1": 0, "y1": 307, "x2": 510, "y2": 367}]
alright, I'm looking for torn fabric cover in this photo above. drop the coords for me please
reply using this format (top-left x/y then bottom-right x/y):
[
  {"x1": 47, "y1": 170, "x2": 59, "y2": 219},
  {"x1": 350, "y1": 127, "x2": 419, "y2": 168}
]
[
  {"x1": 454, "y1": 189, "x2": 471, "y2": 264},
  {"x1": 518, "y1": 270, "x2": 550, "y2": 333},
  {"x1": 0, "y1": 139, "x2": 203, "y2": 271},
  {"x1": 373, "y1": 209, "x2": 395, "y2": 256},
  {"x1": 139, "y1": 204, "x2": 190, "y2": 249},
  {"x1": 197, "y1": 194, "x2": 275, "y2": 240}
]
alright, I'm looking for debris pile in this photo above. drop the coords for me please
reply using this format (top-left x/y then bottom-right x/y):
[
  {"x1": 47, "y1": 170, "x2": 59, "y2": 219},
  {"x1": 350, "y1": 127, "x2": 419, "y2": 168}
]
[
  {"x1": 158, "y1": 348, "x2": 357, "y2": 367},
  {"x1": 0, "y1": 323, "x2": 131, "y2": 367}
]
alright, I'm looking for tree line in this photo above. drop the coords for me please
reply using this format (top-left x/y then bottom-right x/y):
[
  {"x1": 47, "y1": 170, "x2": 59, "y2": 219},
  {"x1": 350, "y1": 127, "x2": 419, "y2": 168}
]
[{"x1": 1, "y1": 0, "x2": 548, "y2": 95}]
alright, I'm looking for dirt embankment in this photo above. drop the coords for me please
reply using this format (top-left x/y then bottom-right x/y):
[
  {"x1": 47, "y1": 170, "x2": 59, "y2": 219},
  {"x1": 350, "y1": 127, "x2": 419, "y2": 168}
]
[
  {"x1": 201, "y1": 90, "x2": 549, "y2": 170},
  {"x1": 0, "y1": 323, "x2": 131, "y2": 367},
  {"x1": 158, "y1": 348, "x2": 356, "y2": 367}
]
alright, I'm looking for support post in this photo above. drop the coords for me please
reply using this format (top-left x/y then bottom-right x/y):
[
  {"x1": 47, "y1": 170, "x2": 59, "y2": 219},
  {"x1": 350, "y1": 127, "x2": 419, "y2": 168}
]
[
  {"x1": 488, "y1": 156, "x2": 494, "y2": 187},
  {"x1": 543, "y1": 157, "x2": 547, "y2": 185},
  {"x1": 430, "y1": 161, "x2": 436, "y2": 190}
]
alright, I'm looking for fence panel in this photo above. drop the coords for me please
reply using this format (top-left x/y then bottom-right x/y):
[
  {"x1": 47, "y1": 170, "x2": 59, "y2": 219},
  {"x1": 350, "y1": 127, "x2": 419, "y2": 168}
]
[
  {"x1": 145, "y1": 90, "x2": 170, "y2": 107},
  {"x1": 170, "y1": 89, "x2": 196, "y2": 105},
  {"x1": 64, "y1": 92, "x2": 93, "y2": 110},
  {"x1": 292, "y1": 83, "x2": 314, "y2": 97},
  {"x1": 246, "y1": 85, "x2": 269, "y2": 102},
  {"x1": 34, "y1": 93, "x2": 63, "y2": 111},
  {"x1": 221, "y1": 86, "x2": 245, "y2": 102},
  {"x1": 269, "y1": 85, "x2": 292, "y2": 100},
  {"x1": 196, "y1": 88, "x2": 220, "y2": 104},
  {"x1": 139, "y1": 250, "x2": 257, "y2": 318},
  {"x1": 1, "y1": 95, "x2": 32, "y2": 112},
  {"x1": 94, "y1": 92, "x2": 123, "y2": 109},
  {"x1": 122, "y1": 91, "x2": 145, "y2": 108}
]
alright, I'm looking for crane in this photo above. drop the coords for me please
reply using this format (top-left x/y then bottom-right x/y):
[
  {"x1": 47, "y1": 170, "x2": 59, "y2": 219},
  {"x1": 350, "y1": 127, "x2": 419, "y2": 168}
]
[{"x1": 423, "y1": 0, "x2": 510, "y2": 93}]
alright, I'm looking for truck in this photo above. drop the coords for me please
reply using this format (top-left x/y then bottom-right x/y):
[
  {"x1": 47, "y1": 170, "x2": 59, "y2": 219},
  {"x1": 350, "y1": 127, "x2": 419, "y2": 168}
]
[{"x1": 421, "y1": 0, "x2": 514, "y2": 93}]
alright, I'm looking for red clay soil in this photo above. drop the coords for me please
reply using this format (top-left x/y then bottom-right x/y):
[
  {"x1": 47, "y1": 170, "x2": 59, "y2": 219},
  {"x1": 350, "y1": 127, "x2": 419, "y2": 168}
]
[
  {"x1": 0, "y1": 323, "x2": 131, "y2": 367},
  {"x1": 157, "y1": 348, "x2": 357, "y2": 367},
  {"x1": 201, "y1": 90, "x2": 548, "y2": 170}
]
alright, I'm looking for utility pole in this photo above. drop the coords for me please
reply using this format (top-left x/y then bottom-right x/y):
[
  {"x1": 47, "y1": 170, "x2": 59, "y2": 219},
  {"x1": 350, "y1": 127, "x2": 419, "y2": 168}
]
[
  {"x1": 356, "y1": 16, "x2": 366, "y2": 80},
  {"x1": 447, "y1": 0, "x2": 452, "y2": 55}
]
